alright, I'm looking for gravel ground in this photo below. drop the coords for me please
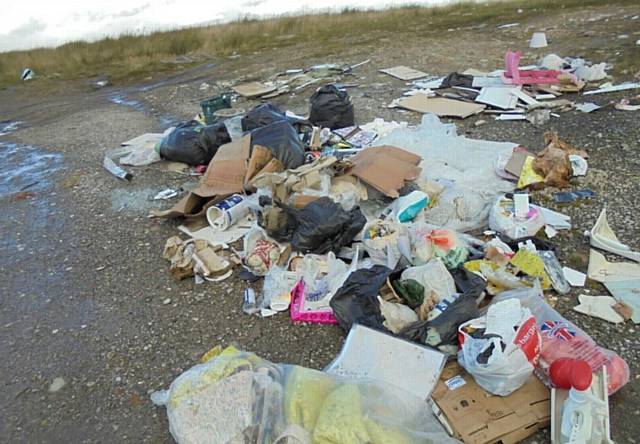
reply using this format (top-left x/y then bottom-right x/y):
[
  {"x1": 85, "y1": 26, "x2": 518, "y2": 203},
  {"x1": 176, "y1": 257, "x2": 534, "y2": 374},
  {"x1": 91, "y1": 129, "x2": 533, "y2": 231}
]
[{"x1": 1, "y1": 3, "x2": 639, "y2": 443}]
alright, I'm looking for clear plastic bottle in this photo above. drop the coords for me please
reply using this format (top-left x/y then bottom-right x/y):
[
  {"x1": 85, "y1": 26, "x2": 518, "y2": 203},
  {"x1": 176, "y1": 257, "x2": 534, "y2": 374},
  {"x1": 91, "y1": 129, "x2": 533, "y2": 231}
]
[{"x1": 242, "y1": 288, "x2": 259, "y2": 315}]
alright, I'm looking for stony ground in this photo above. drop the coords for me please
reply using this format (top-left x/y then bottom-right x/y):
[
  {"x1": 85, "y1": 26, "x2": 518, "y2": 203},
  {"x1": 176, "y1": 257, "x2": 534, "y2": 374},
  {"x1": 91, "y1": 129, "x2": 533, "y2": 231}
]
[{"x1": 1, "y1": 3, "x2": 639, "y2": 443}]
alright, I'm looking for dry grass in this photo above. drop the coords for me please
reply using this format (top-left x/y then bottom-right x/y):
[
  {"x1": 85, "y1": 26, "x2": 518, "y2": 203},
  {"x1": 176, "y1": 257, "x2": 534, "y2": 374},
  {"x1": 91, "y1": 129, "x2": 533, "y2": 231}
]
[{"x1": 0, "y1": 0, "x2": 634, "y2": 88}]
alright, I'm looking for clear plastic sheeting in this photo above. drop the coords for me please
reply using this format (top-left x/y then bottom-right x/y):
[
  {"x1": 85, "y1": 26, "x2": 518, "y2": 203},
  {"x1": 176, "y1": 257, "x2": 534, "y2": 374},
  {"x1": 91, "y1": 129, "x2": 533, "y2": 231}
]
[
  {"x1": 375, "y1": 114, "x2": 516, "y2": 231},
  {"x1": 152, "y1": 346, "x2": 460, "y2": 444}
]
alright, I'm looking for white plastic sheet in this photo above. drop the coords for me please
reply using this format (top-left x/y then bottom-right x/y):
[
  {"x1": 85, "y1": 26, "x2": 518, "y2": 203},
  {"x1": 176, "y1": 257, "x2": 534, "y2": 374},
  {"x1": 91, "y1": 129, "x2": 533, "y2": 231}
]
[{"x1": 375, "y1": 114, "x2": 516, "y2": 231}]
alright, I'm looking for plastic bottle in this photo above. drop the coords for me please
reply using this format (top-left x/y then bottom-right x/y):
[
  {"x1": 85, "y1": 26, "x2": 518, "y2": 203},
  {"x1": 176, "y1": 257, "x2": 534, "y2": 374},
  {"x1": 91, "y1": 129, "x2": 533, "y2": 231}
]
[
  {"x1": 242, "y1": 288, "x2": 259, "y2": 315},
  {"x1": 559, "y1": 363, "x2": 605, "y2": 444},
  {"x1": 560, "y1": 386, "x2": 594, "y2": 443}
]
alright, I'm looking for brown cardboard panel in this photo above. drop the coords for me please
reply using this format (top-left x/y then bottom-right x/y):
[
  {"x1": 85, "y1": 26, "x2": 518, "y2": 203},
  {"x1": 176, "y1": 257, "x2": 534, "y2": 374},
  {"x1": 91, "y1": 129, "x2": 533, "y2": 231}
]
[
  {"x1": 505, "y1": 150, "x2": 532, "y2": 178},
  {"x1": 149, "y1": 192, "x2": 218, "y2": 219},
  {"x1": 348, "y1": 145, "x2": 422, "y2": 198},
  {"x1": 397, "y1": 94, "x2": 486, "y2": 118},
  {"x1": 193, "y1": 135, "x2": 251, "y2": 197},
  {"x1": 432, "y1": 362, "x2": 550, "y2": 444}
]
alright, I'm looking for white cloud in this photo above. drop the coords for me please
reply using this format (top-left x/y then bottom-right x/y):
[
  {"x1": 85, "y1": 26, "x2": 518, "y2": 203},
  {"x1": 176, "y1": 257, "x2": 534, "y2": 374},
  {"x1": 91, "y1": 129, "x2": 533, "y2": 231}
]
[{"x1": 0, "y1": 0, "x2": 462, "y2": 52}]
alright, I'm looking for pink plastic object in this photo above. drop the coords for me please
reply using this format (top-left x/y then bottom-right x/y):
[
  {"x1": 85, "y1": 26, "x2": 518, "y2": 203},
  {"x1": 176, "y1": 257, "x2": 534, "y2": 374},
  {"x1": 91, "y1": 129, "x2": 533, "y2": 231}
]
[
  {"x1": 501, "y1": 50, "x2": 563, "y2": 85},
  {"x1": 289, "y1": 280, "x2": 338, "y2": 325}
]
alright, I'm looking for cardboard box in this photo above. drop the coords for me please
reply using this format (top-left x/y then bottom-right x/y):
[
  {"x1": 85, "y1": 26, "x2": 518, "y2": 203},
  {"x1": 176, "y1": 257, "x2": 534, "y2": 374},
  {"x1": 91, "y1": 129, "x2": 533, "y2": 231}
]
[
  {"x1": 151, "y1": 137, "x2": 284, "y2": 218},
  {"x1": 396, "y1": 94, "x2": 486, "y2": 118},
  {"x1": 431, "y1": 362, "x2": 550, "y2": 444},
  {"x1": 348, "y1": 145, "x2": 421, "y2": 198}
]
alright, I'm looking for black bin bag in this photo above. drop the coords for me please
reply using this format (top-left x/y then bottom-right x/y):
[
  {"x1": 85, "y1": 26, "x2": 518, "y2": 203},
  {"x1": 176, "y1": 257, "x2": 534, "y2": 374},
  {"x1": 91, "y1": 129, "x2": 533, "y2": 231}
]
[
  {"x1": 261, "y1": 197, "x2": 366, "y2": 255},
  {"x1": 308, "y1": 84, "x2": 354, "y2": 130},
  {"x1": 159, "y1": 120, "x2": 230, "y2": 165},
  {"x1": 250, "y1": 121, "x2": 305, "y2": 169},
  {"x1": 330, "y1": 265, "x2": 393, "y2": 332}
]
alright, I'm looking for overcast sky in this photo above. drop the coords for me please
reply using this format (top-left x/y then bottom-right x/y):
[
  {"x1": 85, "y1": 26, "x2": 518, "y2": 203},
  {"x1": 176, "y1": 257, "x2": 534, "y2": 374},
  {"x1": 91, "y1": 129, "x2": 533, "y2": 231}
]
[{"x1": 0, "y1": 0, "x2": 469, "y2": 52}]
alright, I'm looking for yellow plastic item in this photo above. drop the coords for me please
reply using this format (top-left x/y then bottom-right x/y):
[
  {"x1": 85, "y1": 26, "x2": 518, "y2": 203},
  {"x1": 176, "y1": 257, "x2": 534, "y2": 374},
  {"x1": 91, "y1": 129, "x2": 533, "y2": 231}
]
[
  {"x1": 313, "y1": 384, "x2": 370, "y2": 444},
  {"x1": 510, "y1": 249, "x2": 552, "y2": 289},
  {"x1": 284, "y1": 366, "x2": 336, "y2": 431},
  {"x1": 517, "y1": 156, "x2": 545, "y2": 189}
]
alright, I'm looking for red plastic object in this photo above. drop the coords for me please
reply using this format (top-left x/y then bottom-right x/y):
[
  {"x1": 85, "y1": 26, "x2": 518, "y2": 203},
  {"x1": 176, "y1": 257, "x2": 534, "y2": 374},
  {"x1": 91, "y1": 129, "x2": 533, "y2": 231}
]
[
  {"x1": 290, "y1": 280, "x2": 338, "y2": 325},
  {"x1": 501, "y1": 50, "x2": 563, "y2": 85},
  {"x1": 550, "y1": 358, "x2": 592, "y2": 390}
]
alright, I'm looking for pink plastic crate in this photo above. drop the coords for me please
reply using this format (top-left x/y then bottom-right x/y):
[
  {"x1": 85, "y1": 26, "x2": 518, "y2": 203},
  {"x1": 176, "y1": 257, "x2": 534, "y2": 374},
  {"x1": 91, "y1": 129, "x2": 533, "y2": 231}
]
[{"x1": 290, "y1": 280, "x2": 338, "y2": 325}]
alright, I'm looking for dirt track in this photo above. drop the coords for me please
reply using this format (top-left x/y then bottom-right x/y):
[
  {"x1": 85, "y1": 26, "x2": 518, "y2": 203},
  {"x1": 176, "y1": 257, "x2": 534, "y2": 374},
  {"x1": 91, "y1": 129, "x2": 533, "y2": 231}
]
[{"x1": 1, "y1": 3, "x2": 639, "y2": 443}]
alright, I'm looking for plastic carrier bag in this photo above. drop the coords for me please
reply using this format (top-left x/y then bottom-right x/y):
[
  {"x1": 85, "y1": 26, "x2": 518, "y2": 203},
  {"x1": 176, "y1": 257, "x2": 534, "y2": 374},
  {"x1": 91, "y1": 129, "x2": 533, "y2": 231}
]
[
  {"x1": 491, "y1": 282, "x2": 630, "y2": 395},
  {"x1": 151, "y1": 346, "x2": 460, "y2": 444},
  {"x1": 488, "y1": 195, "x2": 545, "y2": 240},
  {"x1": 458, "y1": 298, "x2": 541, "y2": 396}
]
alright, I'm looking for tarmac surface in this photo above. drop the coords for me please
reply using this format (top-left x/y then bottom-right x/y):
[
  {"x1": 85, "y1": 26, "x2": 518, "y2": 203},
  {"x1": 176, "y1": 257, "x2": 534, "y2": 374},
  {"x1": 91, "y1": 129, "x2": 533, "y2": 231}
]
[{"x1": 1, "y1": 3, "x2": 639, "y2": 443}]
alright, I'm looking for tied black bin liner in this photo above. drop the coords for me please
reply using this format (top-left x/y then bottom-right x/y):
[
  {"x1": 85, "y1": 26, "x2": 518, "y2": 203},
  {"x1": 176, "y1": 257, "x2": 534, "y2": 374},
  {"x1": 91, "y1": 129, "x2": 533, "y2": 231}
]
[
  {"x1": 159, "y1": 120, "x2": 230, "y2": 165},
  {"x1": 309, "y1": 84, "x2": 354, "y2": 130},
  {"x1": 330, "y1": 265, "x2": 393, "y2": 332},
  {"x1": 262, "y1": 197, "x2": 366, "y2": 255},
  {"x1": 250, "y1": 120, "x2": 305, "y2": 169},
  {"x1": 242, "y1": 103, "x2": 309, "y2": 132}
]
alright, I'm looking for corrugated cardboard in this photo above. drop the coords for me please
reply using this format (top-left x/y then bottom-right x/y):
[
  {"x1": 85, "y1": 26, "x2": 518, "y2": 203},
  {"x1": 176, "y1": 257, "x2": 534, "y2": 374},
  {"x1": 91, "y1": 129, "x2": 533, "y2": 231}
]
[
  {"x1": 292, "y1": 194, "x2": 321, "y2": 208},
  {"x1": 348, "y1": 146, "x2": 422, "y2": 198},
  {"x1": 149, "y1": 192, "x2": 218, "y2": 219},
  {"x1": 193, "y1": 135, "x2": 252, "y2": 197},
  {"x1": 152, "y1": 137, "x2": 284, "y2": 218},
  {"x1": 505, "y1": 150, "x2": 532, "y2": 178},
  {"x1": 431, "y1": 362, "x2": 551, "y2": 444},
  {"x1": 396, "y1": 94, "x2": 486, "y2": 118}
]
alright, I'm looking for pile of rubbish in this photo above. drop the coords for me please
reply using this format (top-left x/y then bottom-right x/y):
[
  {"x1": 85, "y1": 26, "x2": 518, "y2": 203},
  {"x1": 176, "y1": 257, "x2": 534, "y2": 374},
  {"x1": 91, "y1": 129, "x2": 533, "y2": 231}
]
[
  {"x1": 384, "y1": 49, "x2": 640, "y2": 123},
  {"x1": 102, "y1": 48, "x2": 640, "y2": 444}
]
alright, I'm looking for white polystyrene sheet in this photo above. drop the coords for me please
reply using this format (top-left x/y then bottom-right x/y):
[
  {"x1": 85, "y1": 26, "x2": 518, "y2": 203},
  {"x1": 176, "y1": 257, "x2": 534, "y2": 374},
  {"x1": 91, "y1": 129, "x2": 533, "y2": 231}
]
[
  {"x1": 605, "y1": 279, "x2": 640, "y2": 323},
  {"x1": 475, "y1": 86, "x2": 519, "y2": 109},
  {"x1": 589, "y1": 208, "x2": 640, "y2": 262},
  {"x1": 325, "y1": 324, "x2": 446, "y2": 400}
]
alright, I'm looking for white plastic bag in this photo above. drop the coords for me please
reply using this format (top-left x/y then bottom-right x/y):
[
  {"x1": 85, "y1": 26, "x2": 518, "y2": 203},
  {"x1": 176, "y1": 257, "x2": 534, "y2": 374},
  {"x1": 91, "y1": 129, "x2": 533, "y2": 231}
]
[
  {"x1": 262, "y1": 267, "x2": 298, "y2": 312},
  {"x1": 489, "y1": 195, "x2": 545, "y2": 240},
  {"x1": 400, "y1": 259, "x2": 456, "y2": 305},
  {"x1": 242, "y1": 226, "x2": 287, "y2": 276},
  {"x1": 458, "y1": 298, "x2": 541, "y2": 396},
  {"x1": 362, "y1": 219, "x2": 407, "y2": 268},
  {"x1": 424, "y1": 183, "x2": 493, "y2": 232},
  {"x1": 378, "y1": 296, "x2": 419, "y2": 333}
]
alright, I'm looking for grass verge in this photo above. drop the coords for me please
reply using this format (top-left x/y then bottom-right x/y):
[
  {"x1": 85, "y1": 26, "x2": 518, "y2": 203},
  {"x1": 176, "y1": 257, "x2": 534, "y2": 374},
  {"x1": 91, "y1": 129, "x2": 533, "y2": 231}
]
[{"x1": 0, "y1": 0, "x2": 636, "y2": 88}]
